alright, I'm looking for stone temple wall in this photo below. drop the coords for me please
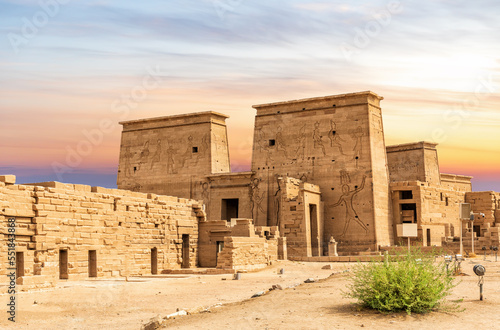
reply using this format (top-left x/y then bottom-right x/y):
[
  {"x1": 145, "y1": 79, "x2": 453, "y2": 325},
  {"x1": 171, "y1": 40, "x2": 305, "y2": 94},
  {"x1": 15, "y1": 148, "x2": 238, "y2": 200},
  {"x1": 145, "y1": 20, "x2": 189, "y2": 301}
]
[
  {"x1": 251, "y1": 91, "x2": 394, "y2": 251},
  {"x1": 0, "y1": 175, "x2": 201, "y2": 290}
]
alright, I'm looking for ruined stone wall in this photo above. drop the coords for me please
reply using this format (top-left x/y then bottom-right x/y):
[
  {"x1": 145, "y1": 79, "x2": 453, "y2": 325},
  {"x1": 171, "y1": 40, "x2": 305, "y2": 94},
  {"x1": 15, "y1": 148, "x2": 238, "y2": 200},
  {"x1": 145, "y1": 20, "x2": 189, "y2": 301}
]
[
  {"x1": 251, "y1": 91, "x2": 393, "y2": 251},
  {"x1": 391, "y1": 181, "x2": 466, "y2": 246},
  {"x1": 278, "y1": 177, "x2": 323, "y2": 257},
  {"x1": 0, "y1": 176, "x2": 201, "y2": 288},
  {"x1": 198, "y1": 219, "x2": 281, "y2": 268},
  {"x1": 117, "y1": 112, "x2": 230, "y2": 200},
  {"x1": 466, "y1": 191, "x2": 499, "y2": 224},
  {"x1": 206, "y1": 172, "x2": 253, "y2": 221},
  {"x1": 216, "y1": 236, "x2": 278, "y2": 271},
  {"x1": 463, "y1": 192, "x2": 500, "y2": 248}
]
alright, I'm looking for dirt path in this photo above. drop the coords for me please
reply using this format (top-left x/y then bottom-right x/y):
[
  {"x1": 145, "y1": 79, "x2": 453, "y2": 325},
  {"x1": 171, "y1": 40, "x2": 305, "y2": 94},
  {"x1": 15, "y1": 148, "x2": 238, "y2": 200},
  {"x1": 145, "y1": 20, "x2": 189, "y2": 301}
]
[
  {"x1": 1, "y1": 258, "x2": 499, "y2": 329},
  {"x1": 0, "y1": 261, "x2": 347, "y2": 329},
  {"x1": 166, "y1": 258, "x2": 500, "y2": 330}
]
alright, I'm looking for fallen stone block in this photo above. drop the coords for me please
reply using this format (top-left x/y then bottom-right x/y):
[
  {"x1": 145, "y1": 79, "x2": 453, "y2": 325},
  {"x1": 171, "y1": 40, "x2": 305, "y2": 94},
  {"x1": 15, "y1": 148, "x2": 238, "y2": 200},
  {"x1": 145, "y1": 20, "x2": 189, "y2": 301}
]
[
  {"x1": 166, "y1": 310, "x2": 187, "y2": 319},
  {"x1": 251, "y1": 291, "x2": 265, "y2": 298},
  {"x1": 141, "y1": 316, "x2": 162, "y2": 330}
]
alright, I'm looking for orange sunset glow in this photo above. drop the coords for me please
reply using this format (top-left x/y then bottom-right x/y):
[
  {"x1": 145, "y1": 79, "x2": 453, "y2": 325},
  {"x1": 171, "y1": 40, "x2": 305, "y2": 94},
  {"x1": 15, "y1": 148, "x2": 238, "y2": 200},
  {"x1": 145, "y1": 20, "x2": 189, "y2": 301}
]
[{"x1": 1, "y1": 1, "x2": 499, "y2": 191}]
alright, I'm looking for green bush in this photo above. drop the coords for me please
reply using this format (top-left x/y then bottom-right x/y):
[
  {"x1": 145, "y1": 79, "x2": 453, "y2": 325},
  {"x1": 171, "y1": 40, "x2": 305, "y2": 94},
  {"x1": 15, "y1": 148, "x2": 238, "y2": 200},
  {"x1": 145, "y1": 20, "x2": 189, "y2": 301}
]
[{"x1": 345, "y1": 252, "x2": 457, "y2": 314}]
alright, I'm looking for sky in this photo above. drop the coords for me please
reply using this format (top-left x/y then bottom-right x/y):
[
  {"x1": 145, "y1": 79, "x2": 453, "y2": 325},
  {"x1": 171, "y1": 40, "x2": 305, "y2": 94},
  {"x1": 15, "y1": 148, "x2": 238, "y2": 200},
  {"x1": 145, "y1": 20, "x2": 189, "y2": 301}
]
[{"x1": 0, "y1": 0, "x2": 499, "y2": 191}]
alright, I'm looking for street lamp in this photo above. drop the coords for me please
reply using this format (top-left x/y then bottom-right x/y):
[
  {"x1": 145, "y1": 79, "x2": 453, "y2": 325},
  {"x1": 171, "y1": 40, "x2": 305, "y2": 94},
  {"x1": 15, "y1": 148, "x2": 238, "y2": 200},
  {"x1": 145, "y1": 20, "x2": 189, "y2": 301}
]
[{"x1": 473, "y1": 264, "x2": 486, "y2": 301}]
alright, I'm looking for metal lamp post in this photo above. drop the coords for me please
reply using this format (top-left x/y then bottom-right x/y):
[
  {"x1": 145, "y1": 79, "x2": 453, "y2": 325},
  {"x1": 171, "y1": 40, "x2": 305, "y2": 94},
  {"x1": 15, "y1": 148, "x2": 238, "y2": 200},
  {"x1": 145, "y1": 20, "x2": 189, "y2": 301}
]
[{"x1": 473, "y1": 264, "x2": 486, "y2": 301}]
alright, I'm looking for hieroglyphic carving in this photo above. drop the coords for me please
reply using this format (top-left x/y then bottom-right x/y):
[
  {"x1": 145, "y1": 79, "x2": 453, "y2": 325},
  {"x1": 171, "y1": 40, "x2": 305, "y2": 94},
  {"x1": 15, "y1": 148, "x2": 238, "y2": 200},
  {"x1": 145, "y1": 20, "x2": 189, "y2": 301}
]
[
  {"x1": 332, "y1": 174, "x2": 368, "y2": 237},
  {"x1": 313, "y1": 121, "x2": 326, "y2": 156},
  {"x1": 329, "y1": 120, "x2": 345, "y2": 155},
  {"x1": 352, "y1": 126, "x2": 364, "y2": 164}
]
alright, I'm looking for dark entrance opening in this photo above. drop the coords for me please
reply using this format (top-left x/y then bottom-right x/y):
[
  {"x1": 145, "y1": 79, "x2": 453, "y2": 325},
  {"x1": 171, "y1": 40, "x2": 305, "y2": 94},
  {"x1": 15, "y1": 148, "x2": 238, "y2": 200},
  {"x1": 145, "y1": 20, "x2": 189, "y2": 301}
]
[
  {"x1": 151, "y1": 248, "x2": 158, "y2": 275},
  {"x1": 216, "y1": 241, "x2": 224, "y2": 266},
  {"x1": 59, "y1": 250, "x2": 69, "y2": 280},
  {"x1": 88, "y1": 250, "x2": 97, "y2": 278},
  {"x1": 473, "y1": 225, "x2": 481, "y2": 238},
  {"x1": 426, "y1": 228, "x2": 431, "y2": 246},
  {"x1": 16, "y1": 252, "x2": 24, "y2": 279},
  {"x1": 182, "y1": 234, "x2": 190, "y2": 269},
  {"x1": 221, "y1": 198, "x2": 239, "y2": 221},
  {"x1": 400, "y1": 203, "x2": 417, "y2": 223},
  {"x1": 309, "y1": 204, "x2": 319, "y2": 257},
  {"x1": 400, "y1": 190, "x2": 413, "y2": 200}
]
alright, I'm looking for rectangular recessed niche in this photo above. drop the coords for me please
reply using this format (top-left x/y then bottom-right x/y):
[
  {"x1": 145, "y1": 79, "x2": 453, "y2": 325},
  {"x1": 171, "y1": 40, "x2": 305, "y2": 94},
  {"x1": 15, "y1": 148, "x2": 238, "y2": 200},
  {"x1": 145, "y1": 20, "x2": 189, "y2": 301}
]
[{"x1": 400, "y1": 190, "x2": 413, "y2": 200}]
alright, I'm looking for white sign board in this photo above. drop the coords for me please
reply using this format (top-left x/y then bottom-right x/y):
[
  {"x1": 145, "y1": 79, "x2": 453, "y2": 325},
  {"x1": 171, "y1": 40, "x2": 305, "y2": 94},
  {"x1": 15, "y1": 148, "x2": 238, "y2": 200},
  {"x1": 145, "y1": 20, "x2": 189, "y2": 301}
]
[
  {"x1": 396, "y1": 223, "x2": 418, "y2": 237},
  {"x1": 460, "y1": 203, "x2": 471, "y2": 220}
]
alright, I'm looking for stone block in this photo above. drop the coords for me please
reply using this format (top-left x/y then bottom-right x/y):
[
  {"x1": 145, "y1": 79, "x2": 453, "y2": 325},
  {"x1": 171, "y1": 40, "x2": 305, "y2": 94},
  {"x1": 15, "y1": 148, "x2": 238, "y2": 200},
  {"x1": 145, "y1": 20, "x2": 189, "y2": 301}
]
[{"x1": 0, "y1": 175, "x2": 16, "y2": 184}]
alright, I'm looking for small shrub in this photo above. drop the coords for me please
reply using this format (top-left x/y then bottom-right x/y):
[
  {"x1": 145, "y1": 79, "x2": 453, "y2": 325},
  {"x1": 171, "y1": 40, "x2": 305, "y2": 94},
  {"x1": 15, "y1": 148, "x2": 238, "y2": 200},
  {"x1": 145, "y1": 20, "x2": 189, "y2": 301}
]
[{"x1": 345, "y1": 251, "x2": 457, "y2": 314}]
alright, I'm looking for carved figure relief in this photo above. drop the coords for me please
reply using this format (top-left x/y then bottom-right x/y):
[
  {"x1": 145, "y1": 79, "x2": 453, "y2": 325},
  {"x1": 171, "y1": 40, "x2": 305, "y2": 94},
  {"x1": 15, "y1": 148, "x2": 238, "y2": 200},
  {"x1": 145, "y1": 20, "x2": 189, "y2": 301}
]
[
  {"x1": 140, "y1": 141, "x2": 150, "y2": 162},
  {"x1": 340, "y1": 170, "x2": 351, "y2": 185},
  {"x1": 332, "y1": 175, "x2": 368, "y2": 237},
  {"x1": 313, "y1": 121, "x2": 326, "y2": 156},
  {"x1": 329, "y1": 120, "x2": 346, "y2": 155},
  {"x1": 181, "y1": 135, "x2": 198, "y2": 167},
  {"x1": 131, "y1": 183, "x2": 143, "y2": 192},
  {"x1": 295, "y1": 124, "x2": 307, "y2": 160},
  {"x1": 122, "y1": 146, "x2": 134, "y2": 177},
  {"x1": 256, "y1": 127, "x2": 273, "y2": 162},
  {"x1": 250, "y1": 178, "x2": 265, "y2": 222},
  {"x1": 166, "y1": 142, "x2": 177, "y2": 174},
  {"x1": 201, "y1": 133, "x2": 209, "y2": 154},
  {"x1": 275, "y1": 126, "x2": 288, "y2": 158},
  {"x1": 273, "y1": 175, "x2": 282, "y2": 227},
  {"x1": 150, "y1": 139, "x2": 162, "y2": 169}
]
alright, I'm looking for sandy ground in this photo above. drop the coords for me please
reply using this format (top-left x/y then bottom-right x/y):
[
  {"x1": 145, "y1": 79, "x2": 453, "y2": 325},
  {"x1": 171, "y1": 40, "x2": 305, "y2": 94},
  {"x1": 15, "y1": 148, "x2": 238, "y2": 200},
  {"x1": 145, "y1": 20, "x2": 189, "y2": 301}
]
[{"x1": 1, "y1": 257, "x2": 499, "y2": 329}]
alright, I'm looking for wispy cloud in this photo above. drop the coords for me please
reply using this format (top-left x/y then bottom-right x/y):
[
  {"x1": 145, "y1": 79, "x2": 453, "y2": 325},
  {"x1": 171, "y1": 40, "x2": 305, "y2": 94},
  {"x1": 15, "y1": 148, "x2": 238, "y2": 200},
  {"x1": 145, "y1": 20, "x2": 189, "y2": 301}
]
[{"x1": 0, "y1": 0, "x2": 499, "y2": 190}]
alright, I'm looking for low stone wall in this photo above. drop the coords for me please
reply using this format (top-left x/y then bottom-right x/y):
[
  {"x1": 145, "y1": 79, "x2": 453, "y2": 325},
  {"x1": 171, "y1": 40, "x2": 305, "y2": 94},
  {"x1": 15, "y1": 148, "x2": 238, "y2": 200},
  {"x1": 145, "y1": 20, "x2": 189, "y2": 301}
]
[
  {"x1": 0, "y1": 176, "x2": 203, "y2": 290},
  {"x1": 216, "y1": 236, "x2": 278, "y2": 271}
]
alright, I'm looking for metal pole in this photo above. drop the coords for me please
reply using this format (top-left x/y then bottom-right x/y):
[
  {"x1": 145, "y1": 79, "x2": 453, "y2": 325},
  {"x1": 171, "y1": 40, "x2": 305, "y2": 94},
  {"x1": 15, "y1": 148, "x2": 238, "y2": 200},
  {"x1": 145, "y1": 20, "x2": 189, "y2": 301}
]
[
  {"x1": 479, "y1": 277, "x2": 484, "y2": 301},
  {"x1": 460, "y1": 219, "x2": 463, "y2": 256},
  {"x1": 471, "y1": 221, "x2": 475, "y2": 255}
]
